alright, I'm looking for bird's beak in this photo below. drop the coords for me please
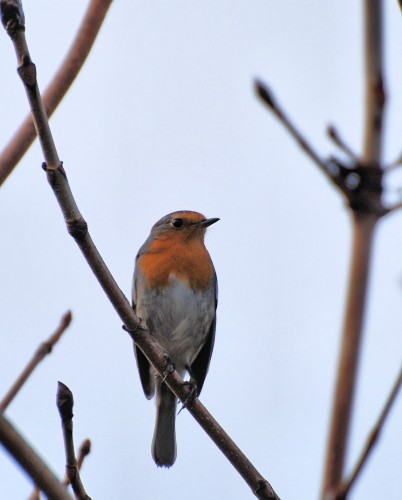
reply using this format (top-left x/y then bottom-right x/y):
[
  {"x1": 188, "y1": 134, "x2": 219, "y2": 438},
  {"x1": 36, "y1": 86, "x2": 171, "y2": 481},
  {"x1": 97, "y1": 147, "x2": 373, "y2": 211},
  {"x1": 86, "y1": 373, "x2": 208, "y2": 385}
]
[{"x1": 198, "y1": 217, "x2": 220, "y2": 228}]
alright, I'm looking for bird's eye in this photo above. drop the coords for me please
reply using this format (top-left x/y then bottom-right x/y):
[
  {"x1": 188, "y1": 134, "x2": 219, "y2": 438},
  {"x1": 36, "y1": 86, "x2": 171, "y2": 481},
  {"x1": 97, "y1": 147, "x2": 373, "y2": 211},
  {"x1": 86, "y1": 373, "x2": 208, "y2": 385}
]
[{"x1": 171, "y1": 218, "x2": 184, "y2": 229}]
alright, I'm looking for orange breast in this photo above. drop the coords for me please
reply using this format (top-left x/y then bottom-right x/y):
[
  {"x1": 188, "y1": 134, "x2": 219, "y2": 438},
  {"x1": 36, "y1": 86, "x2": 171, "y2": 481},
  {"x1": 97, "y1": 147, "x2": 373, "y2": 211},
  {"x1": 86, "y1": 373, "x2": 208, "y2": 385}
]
[{"x1": 139, "y1": 237, "x2": 214, "y2": 291}]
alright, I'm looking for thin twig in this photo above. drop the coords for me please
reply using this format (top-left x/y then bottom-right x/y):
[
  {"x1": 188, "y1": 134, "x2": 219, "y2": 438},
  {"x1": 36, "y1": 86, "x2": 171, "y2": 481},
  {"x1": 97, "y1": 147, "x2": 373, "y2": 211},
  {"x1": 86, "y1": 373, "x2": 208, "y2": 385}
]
[
  {"x1": 327, "y1": 125, "x2": 360, "y2": 162},
  {"x1": 255, "y1": 79, "x2": 329, "y2": 175},
  {"x1": 0, "y1": 311, "x2": 72, "y2": 412},
  {"x1": 0, "y1": 4, "x2": 280, "y2": 498},
  {"x1": 0, "y1": 413, "x2": 72, "y2": 500},
  {"x1": 385, "y1": 200, "x2": 402, "y2": 214},
  {"x1": 28, "y1": 485, "x2": 40, "y2": 500},
  {"x1": 384, "y1": 153, "x2": 402, "y2": 171},
  {"x1": 335, "y1": 364, "x2": 402, "y2": 499},
  {"x1": 57, "y1": 383, "x2": 91, "y2": 500},
  {"x1": 30, "y1": 438, "x2": 91, "y2": 498},
  {"x1": 63, "y1": 439, "x2": 91, "y2": 487},
  {"x1": 0, "y1": 0, "x2": 113, "y2": 186}
]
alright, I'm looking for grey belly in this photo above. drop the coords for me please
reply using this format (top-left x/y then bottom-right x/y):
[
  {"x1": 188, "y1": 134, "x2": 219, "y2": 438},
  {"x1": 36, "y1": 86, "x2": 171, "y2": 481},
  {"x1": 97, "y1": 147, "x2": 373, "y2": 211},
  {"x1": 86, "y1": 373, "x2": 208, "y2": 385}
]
[{"x1": 136, "y1": 278, "x2": 215, "y2": 372}]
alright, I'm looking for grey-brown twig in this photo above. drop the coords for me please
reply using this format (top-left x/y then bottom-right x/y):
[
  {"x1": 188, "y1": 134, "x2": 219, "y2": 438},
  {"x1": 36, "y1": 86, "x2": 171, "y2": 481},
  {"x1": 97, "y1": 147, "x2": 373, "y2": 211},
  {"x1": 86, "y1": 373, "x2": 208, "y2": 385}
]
[
  {"x1": 0, "y1": 0, "x2": 113, "y2": 186},
  {"x1": 0, "y1": 311, "x2": 72, "y2": 413},
  {"x1": 334, "y1": 364, "x2": 402, "y2": 499},
  {"x1": 0, "y1": 413, "x2": 72, "y2": 500},
  {"x1": 57, "y1": 382, "x2": 91, "y2": 500},
  {"x1": 63, "y1": 439, "x2": 92, "y2": 488},
  {"x1": 255, "y1": 79, "x2": 329, "y2": 175},
  {"x1": 28, "y1": 485, "x2": 40, "y2": 500},
  {"x1": 327, "y1": 125, "x2": 360, "y2": 162},
  {"x1": 0, "y1": 2, "x2": 280, "y2": 498}
]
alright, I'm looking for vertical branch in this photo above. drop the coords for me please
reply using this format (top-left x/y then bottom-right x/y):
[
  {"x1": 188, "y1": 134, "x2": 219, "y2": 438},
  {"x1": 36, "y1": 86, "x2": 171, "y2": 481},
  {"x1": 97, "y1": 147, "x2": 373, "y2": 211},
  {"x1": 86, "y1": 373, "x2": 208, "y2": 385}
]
[
  {"x1": 363, "y1": 0, "x2": 385, "y2": 162},
  {"x1": 322, "y1": 215, "x2": 377, "y2": 497},
  {"x1": 57, "y1": 383, "x2": 91, "y2": 500},
  {"x1": 322, "y1": 1, "x2": 386, "y2": 497}
]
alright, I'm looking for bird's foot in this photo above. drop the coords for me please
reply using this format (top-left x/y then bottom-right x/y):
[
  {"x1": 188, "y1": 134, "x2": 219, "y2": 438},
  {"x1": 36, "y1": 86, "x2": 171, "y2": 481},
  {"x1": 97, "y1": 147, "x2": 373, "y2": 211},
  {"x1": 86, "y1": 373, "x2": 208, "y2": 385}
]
[
  {"x1": 178, "y1": 381, "x2": 198, "y2": 413},
  {"x1": 162, "y1": 354, "x2": 175, "y2": 381}
]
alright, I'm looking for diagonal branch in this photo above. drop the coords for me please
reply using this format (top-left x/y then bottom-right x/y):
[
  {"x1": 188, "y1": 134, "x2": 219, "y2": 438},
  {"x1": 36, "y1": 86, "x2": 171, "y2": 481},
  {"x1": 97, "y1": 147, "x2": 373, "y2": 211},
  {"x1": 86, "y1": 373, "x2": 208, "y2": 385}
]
[
  {"x1": 255, "y1": 79, "x2": 329, "y2": 175},
  {"x1": 0, "y1": 0, "x2": 113, "y2": 186},
  {"x1": 0, "y1": 3, "x2": 280, "y2": 498},
  {"x1": 0, "y1": 413, "x2": 72, "y2": 500},
  {"x1": 335, "y1": 364, "x2": 402, "y2": 499},
  {"x1": 0, "y1": 311, "x2": 72, "y2": 412},
  {"x1": 327, "y1": 125, "x2": 360, "y2": 163}
]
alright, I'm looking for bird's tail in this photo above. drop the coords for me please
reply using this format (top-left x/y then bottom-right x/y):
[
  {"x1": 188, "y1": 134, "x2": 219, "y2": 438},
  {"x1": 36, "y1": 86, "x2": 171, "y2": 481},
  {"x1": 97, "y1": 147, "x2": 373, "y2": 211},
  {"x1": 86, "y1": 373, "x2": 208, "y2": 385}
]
[{"x1": 152, "y1": 378, "x2": 177, "y2": 467}]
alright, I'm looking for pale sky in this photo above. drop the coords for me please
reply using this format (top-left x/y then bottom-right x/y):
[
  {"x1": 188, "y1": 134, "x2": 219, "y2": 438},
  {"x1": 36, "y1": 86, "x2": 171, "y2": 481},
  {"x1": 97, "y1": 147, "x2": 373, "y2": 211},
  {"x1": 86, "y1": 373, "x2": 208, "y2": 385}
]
[{"x1": 1, "y1": 2, "x2": 402, "y2": 499}]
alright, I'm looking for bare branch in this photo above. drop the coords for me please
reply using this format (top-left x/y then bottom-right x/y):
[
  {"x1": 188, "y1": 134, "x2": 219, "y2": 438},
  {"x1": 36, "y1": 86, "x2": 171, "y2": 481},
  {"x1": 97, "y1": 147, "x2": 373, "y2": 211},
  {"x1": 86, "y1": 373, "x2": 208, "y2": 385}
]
[
  {"x1": 335, "y1": 364, "x2": 402, "y2": 499},
  {"x1": 322, "y1": 215, "x2": 377, "y2": 500},
  {"x1": 322, "y1": 1, "x2": 386, "y2": 496},
  {"x1": 57, "y1": 383, "x2": 91, "y2": 500},
  {"x1": 0, "y1": 4, "x2": 280, "y2": 498},
  {"x1": 0, "y1": 0, "x2": 113, "y2": 186},
  {"x1": 363, "y1": 0, "x2": 386, "y2": 163},
  {"x1": 0, "y1": 311, "x2": 72, "y2": 412},
  {"x1": 0, "y1": 413, "x2": 72, "y2": 500}
]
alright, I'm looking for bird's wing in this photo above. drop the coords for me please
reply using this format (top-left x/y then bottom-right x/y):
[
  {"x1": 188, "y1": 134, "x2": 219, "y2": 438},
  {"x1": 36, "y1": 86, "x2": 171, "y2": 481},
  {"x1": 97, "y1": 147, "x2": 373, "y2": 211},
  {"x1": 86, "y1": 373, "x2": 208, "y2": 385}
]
[
  {"x1": 188, "y1": 272, "x2": 218, "y2": 396},
  {"x1": 132, "y1": 253, "x2": 155, "y2": 399}
]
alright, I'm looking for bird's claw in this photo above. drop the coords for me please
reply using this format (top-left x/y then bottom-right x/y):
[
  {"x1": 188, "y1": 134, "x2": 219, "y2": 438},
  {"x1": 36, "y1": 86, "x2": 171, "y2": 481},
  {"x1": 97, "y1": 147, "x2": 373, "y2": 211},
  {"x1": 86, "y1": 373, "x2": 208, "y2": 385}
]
[
  {"x1": 162, "y1": 354, "x2": 175, "y2": 381},
  {"x1": 178, "y1": 381, "x2": 198, "y2": 414}
]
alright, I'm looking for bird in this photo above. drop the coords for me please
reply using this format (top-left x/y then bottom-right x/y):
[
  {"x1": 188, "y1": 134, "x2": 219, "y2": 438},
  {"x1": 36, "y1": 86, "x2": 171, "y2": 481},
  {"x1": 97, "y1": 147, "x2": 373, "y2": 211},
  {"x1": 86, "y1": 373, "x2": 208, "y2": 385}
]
[{"x1": 132, "y1": 210, "x2": 218, "y2": 467}]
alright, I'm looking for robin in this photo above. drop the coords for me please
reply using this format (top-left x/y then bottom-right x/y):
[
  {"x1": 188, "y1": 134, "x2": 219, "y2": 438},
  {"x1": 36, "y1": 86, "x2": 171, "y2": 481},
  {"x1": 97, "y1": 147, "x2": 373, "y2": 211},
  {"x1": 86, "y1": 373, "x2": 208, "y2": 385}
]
[{"x1": 132, "y1": 211, "x2": 218, "y2": 467}]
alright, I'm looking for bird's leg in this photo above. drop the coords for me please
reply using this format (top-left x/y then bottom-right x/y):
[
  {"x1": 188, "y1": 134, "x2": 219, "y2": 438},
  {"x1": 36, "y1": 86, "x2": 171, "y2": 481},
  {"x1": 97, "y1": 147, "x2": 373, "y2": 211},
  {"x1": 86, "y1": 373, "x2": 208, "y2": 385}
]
[
  {"x1": 178, "y1": 368, "x2": 199, "y2": 412},
  {"x1": 162, "y1": 352, "x2": 175, "y2": 382}
]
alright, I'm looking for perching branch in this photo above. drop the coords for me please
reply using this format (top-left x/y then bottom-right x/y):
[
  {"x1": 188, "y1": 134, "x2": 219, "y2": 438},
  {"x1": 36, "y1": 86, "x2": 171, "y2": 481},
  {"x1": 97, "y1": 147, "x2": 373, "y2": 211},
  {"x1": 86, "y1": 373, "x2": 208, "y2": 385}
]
[
  {"x1": 0, "y1": 0, "x2": 113, "y2": 186},
  {"x1": 335, "y1": 364, "x2": 402, "y2": 499},
  {"x1": 0, "y1": 311, "x2": 72, "y2": 413},
  {"x1": 0, "y1": 413, "x2": 72, "y2": 500},
  {"x1": 0, "y1": 3, "x2": 280, "y2": 498},
  {"x1": 57, "y1": 383, "x2": 91, "y2": 500}
]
